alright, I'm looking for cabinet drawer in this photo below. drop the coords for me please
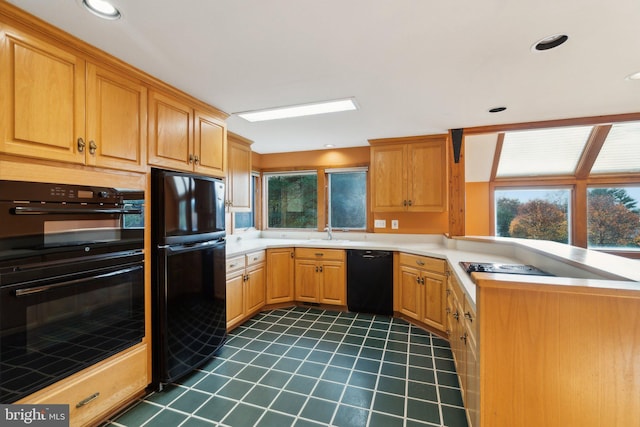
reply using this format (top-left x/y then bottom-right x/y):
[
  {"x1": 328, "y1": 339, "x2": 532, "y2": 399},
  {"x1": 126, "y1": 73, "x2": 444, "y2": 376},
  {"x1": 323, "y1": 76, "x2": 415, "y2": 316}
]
[
  {"x1": 22, "y1": 344, "x2": 147, "y2": 427},
  {"x1": 245, "y1": 250, "x2": 266, "y2": 267},
  {"x1": 226, "y1": 255, "x2": 245, "y2": 274},
  {"x1": 295, "y1": 248, "x2": 345, "y2": 261},
  {"x1": 399, "y1": 253, "x2": 446, "y2": 274}
]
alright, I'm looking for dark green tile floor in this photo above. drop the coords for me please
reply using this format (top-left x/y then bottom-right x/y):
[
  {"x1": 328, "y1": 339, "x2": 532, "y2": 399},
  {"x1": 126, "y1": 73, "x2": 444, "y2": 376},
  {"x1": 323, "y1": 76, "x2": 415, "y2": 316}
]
[{"x1": 104, "y1": 307, "x2": 468, "y2": 427}]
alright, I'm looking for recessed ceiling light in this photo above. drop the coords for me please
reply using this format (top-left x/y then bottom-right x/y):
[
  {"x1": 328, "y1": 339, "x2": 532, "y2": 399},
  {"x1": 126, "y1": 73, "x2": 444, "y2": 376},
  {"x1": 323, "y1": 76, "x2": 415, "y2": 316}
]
[
  {"x1": 324, "y1": 144, "x2": 335, "y2": 148},
  {"x1": 236, "y1": 98, "x2": 358, "y2": 122},
  {"x1": 532, "y1": 34, "x2": 568, "y2": 51},
  {"x1": 625, "y1": 71, "x2": 640, "y2": 81},
  {"x1": 82, "y1": 0, "x2": 121, "y2": 20},
  {"x1": 489, "y1": 107, "x2": 507, "y2": 113}
]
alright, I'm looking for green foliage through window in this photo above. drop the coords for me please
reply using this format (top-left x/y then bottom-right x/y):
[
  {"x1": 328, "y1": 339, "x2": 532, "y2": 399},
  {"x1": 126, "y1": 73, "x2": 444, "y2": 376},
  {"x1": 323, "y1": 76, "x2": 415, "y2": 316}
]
[
  {"x1": 266, "y1": 173, "x2": 317, "y2": 228},
  {"x1": 328, "y1": 171, "x2": 366, "y2": 229},
  {"x1": 587, "y1": 187, "x2": 640, "y2": 249}
]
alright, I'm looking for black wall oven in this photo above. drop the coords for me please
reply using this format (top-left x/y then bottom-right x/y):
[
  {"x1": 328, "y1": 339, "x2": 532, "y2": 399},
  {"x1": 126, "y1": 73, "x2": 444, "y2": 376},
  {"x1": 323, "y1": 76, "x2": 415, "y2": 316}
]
[{"x1": 0, "y1": 180, "x2": 145, "y2": 403}]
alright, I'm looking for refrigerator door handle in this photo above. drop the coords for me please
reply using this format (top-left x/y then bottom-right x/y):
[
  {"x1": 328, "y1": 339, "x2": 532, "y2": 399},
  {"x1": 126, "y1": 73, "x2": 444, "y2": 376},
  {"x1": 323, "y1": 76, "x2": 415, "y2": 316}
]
[{"x1": 160, "y1": 240, "x2": 224, "y2": 254}]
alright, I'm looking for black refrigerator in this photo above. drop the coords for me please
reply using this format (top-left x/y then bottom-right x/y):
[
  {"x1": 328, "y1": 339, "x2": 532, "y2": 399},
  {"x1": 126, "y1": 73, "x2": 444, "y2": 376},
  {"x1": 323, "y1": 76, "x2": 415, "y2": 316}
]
[{"x1": 151, "y1": 168, "x2": 227, "y2": 389}]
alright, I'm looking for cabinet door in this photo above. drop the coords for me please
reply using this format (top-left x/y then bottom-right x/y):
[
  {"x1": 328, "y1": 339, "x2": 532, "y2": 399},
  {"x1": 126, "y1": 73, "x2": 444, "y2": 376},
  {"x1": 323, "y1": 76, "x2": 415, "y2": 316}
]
[
  {"x1": 407, "y1": 139, "x2": 447, "y2": 212},
  {"x1": 194, "y1": 110, "x2": 226, "y2": 177},
  {"x1": 266, "y1": 248, "x2": 294, "y2": 304},
  {"x1": 398, "y1": 265, "x2": 422, "y2": 319},
  {"x1": 148, "y1": 90, "x2": 193, "y2": 171},
  {"x1": 0, "y1": 25, "x2": 85, "y2": 164},
  {"x1": 319, "y1": 261, "x2": 345, "y2": 305},
  {"x1": 86, "y1": 64, "x2": 147, "y2": 171},
  {"x1": 294, "y1": 260, "x2": 319, "y2": 302},
  {"x1": 422, "y1": 272, "x2": 446, "y2": 331},
  {"x1": 466, "y1": 337, "x2": 479, "y2": 427},
  {"x1": 226, "y1": 272, "x2": 245, "y2": 329},
  {"x1": 370, "y1": 144, "x2": 406, "y2": 212},
  {"x1": 227, "y1": 138, "x2": 252, "y2": 212},
  {"x1": 246, "y1": 264, "x2": 266, "y2": 313}
]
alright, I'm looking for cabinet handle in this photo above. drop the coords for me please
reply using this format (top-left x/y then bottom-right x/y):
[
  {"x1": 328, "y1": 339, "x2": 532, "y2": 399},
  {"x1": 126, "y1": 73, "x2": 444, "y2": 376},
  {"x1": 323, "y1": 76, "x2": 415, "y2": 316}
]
[
  {"x1": 464, "y1": 312, "x2": 473, "y2": 322},
  {"x1": 407, "y1": 200, "x2": 413, "y2": 206},
  {"x1": 446, "y1": 288, "x2": 452, "y2": 296},
  {"x1": 194, "y1": 155, "x2": 200, "y2": 164},
  {"x1": 189, "y1": 154, "x2": 195, "y2": 164},
  {"x1": 460, "y1": 332, "x2": 468, "y2": 345},
  {"x1": 244, "y1": 274, "x2": 249, "y2": 282},
  {"x1": 420, "y1": 277, "x2": 426, "y2": 285},
  {"x1": 290, "y1": 252, "x2": 294, "y2": 258},
  {"x1": 446, "y1": 307, "x2": 451, "y2": 314},
  {"x1": 416, "y1": 260, "x2": 425, "y2": 266},
  {"x1": 315, "y1": 253, "x2": 324, "y2": 257},
  {"x1": 452, "y1": 310, "x2": 459, "y2": 320},
  {"x1": 415, "y1": 276, "x2": 421, "y2": 284},
  {"x1": 403, "y1": 200, "x2": 407, "y2": 206},
  {"x1": 77, "y1": 137, "x2": 86, "y2": 153},
  {"x1": 315, "y1": 266, "x2": 319, "y2": 272},
  {"x1": 229, "y1": 263, "x2": 237, "y2": 268},
  {"x1": 319, "y1": 266, "x2": 323, "y2": 273},
  {"x1": 76, "y1": 392, "x2": 100, "y2": 408},
  {"x1": 89, "y1": 140, "x2": 97, "y2": 155}
]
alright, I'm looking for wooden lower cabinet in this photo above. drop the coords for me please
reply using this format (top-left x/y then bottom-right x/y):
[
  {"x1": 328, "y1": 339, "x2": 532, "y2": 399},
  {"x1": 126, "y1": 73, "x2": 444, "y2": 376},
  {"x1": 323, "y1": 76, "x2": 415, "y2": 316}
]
[
  {"x1": 397, "y1": 253, "x2": 446, "y2": 332},
  {"x1": 17, "y1": 344, "x2": 147, "y2": 427},
  {"x1": 266, "y1": 248, "x2": 295, "y2": 304},
  {"x1": 294, "y1": 248, "x2": 346, "y2": 305},
  {"x1": 446, "y1": 267, "x2": 479, "y2": 427},
  {"x1": 226, "y1": 250, "x2": 266, "y2": 330}
]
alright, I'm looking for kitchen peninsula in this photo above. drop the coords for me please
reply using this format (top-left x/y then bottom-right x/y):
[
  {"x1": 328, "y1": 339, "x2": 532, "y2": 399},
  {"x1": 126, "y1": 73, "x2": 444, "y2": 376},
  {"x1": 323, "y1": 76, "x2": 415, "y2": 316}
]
[{"x1": 226, "y1": 232, "x2": 640, "y2": 427}]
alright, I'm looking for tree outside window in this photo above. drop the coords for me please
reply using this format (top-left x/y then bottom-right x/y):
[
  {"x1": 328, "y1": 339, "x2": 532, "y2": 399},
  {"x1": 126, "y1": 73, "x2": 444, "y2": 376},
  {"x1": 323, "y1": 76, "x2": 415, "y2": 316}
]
[
  {"x1": 587, "y1": 187, "x2": 640, "y2": 249},
  {"x1": 495, "y1": 189, "x2": 570, "y2": 243},
  {"x1": 266, "y1": 173, "x2": 317, "y2": 229},
  {"x1": 328, "y1": 170, "x2": 366, "y2": 229}
]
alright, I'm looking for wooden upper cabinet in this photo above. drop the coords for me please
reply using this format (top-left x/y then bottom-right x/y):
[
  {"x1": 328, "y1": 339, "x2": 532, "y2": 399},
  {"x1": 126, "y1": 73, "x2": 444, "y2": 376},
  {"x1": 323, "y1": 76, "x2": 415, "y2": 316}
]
[
  {"x1": 194, "y1": 110, "x2": 226, "y2": 176},
  {"x1": 148, "y1": 90, "x2": 193, "y2": 170},
  {"x1": 0, "y1": 24, "x2": 85, "y2": 164},
  {"x1": 86, "y1": 64, "x2": 147, "y2": 171},
  {"x1": 0, "y1": 24, "x2": 147, "y2": 171},
  {"x1": 370, "y1": 135, "x2": 448, "y2": 212},
  {"x1": 149, "y1": 90, "x2": 226, "y2": 177},
  {"x1": 226, "y1": 132, "x2": 252, "y2": 212}
]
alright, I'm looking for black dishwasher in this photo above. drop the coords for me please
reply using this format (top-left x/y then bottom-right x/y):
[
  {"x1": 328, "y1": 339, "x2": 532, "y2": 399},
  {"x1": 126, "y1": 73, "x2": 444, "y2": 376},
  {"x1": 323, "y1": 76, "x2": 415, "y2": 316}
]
[{"x1": 347, "y1": 249, "x2": 393, "y2": 315}]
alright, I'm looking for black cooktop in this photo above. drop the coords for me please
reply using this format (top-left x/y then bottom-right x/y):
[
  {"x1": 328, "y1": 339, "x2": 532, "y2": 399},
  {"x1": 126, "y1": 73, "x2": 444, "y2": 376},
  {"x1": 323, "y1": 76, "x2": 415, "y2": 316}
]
[{"x1": 460, "y1": 262, "x2": 553, "y2": 276}]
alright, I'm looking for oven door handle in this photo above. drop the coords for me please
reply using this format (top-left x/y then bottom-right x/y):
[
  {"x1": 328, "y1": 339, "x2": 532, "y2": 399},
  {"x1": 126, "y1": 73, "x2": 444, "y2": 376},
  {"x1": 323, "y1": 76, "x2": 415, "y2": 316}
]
[
  {"x1": 160, "y1": 240, "x2": 225, "y2": 254},
  {"x1": 12, "y1": 206, "x2": 143, "y2": 215},
  {"x1": 14, "y1": 265, "x2": 143, "y2": 297}
]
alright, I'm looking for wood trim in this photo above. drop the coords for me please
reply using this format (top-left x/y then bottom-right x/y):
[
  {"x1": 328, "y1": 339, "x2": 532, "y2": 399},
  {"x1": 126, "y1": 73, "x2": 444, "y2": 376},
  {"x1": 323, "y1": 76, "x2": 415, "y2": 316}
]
[
  {"x1": 489, "y1": 133, "x2": 504, "y2": 181},
  {"x1": 575, "y1": 125, "x2": 611, "y2": 179},
  {"x1": 573, "y1": 180, "x2": 587, "y2": 248},
  {"x1": 368, "y1": 133, "x2": 449, "y2": 146},
  {"x1": 463, "y1": 112, "x2": 640, "y2": 135},
  {"x1": 447, "y1": 130, "x2": 464, "y2": 236}
]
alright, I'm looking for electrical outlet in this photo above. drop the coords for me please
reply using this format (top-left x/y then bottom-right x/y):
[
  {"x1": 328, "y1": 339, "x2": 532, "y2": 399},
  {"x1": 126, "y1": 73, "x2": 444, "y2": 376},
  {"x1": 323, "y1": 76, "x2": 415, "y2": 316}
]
[
  {"x1": 391, "y1": 219, "x2": 399, "y2": 229},
  {"x1": 374, "y1": 219, "x2": 386, "y2": 228}
]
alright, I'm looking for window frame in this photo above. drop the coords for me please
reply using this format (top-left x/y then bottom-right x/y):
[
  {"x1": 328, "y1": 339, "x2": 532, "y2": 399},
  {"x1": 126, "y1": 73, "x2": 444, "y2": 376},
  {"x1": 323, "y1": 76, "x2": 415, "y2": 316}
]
[
  {"x1": 325, "y1": 167, "x2": 368, "y2": 231},
  {"x1": 263, "y1": 170, "x2": 319, "y2": 230}
]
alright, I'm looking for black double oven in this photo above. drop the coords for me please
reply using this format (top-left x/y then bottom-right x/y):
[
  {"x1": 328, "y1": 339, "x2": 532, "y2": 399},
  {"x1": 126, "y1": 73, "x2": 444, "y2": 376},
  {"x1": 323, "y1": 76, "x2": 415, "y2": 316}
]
[{"x1": 0, "y1": 180, "x2": 145, "y2": 403}]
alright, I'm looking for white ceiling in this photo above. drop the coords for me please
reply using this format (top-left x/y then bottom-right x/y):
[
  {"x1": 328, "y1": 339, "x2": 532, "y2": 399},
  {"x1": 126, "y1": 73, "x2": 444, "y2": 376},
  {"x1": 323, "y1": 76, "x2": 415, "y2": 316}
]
[{"x1": 7, "y1": 0, "x2": 640, "y2": 154}]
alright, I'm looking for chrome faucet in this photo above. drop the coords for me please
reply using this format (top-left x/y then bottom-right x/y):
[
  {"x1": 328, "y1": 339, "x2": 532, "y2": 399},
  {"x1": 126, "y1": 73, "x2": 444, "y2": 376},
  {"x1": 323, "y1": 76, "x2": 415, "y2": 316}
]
[{"x1": 324, "y1": 225, "x2": 333, "y2": 240}]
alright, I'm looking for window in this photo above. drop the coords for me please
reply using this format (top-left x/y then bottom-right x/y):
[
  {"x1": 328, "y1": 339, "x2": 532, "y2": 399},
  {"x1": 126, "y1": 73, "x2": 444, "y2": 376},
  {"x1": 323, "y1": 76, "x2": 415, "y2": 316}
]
[
  {"x1": 587, "y1": 186, "x2": 640, "y2": 250},
  {"x1": 495, "y1": 188, "x2": 571, "y2": 244},
  {"x1": 327, "y1": 168, "x2": 367, "y2": 230},
  {"x1": 234, "y1": 174, "x2": 258, "y2": 230},
  {"x1": 265, "y1": 172, "x2": 317, "y2": 229}
]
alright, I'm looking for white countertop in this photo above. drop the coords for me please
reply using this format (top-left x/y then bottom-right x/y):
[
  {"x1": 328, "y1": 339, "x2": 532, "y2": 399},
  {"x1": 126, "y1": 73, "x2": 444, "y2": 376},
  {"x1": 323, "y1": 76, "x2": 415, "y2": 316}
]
[{"x1": 226, "y1": 231, "x2": 640, "y2": 307}]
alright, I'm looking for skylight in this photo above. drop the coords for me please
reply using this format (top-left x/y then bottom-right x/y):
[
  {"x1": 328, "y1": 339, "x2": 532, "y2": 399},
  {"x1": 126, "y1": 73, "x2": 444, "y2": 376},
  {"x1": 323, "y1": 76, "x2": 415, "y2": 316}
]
[
  {"x1": 496, "y1": 126, "x2": 592, "y2": 177},
  {"x1": 591, "y1": 121, "x2": 640, "y2": 174}
]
